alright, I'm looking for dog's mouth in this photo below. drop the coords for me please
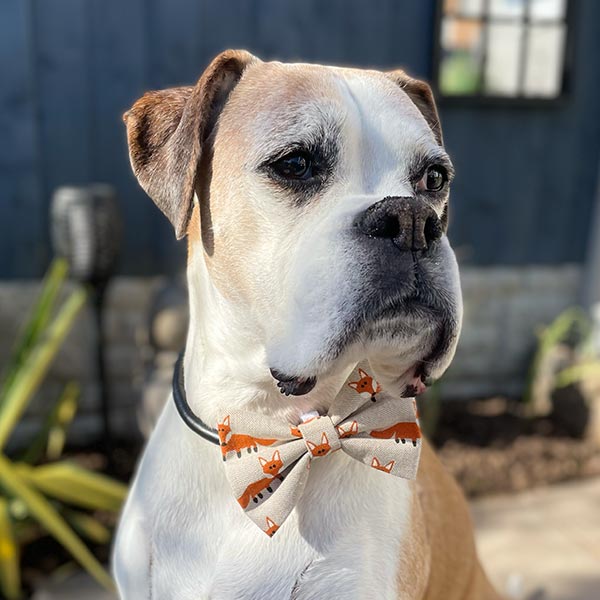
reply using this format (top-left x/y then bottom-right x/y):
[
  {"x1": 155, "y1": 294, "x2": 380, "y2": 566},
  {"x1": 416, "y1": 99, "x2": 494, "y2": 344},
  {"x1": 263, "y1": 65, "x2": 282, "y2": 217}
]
[
  {"x1": 267, "y1": 237, "x2": 461, "y2": 398},
  {"x1": 268, "y1": 292, "x2": 455, "y2": 398},
  {"x1": 269, "y1": 368, "x2": 318, "y2": 396}
]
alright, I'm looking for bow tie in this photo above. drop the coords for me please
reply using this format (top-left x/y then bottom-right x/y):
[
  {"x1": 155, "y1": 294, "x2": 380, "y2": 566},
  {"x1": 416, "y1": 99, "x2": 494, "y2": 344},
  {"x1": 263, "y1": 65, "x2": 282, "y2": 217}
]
[{"x1": 214, "y1": 365, "x2": 422, "y2": 536}]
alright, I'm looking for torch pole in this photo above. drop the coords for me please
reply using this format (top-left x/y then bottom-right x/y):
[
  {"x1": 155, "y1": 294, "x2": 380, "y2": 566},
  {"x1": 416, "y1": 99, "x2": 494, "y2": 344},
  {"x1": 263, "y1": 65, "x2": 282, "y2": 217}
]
[{"x1": 91, "y1": 282, "x2": 112, "y2": 459}]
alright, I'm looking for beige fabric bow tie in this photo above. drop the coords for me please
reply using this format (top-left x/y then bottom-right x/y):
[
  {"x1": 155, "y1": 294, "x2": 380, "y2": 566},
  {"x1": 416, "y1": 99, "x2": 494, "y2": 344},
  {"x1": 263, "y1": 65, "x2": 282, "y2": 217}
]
[{"x1": 217, "y1": 365, "x2": 421, "y2": 536}]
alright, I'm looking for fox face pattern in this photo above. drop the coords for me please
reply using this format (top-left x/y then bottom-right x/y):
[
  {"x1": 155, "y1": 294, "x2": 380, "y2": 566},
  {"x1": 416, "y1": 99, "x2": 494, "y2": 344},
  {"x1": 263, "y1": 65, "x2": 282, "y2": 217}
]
[
  {"x1": 371, "y1": 457, "x2": 395, "y2": 473},
  {"x1": 217, "y1": 415, "x2": 277, "y2": 461},
  {"x1": 336, "y1": 420, "x2": 359, "y2": 438},
  {"x1": 264, "y1": 516, "x2": 279, "y2": 537},
  {"x1": 348, "y1": 368, "x2": 381, "y2": 401},
  {"x1": 258, "y1": 450, "x2": 283, "y2": 475},
  {"x1": 370, "y1": 421, "x2": 421, "y2": 446},
  {"x1": 237, "y1": 450, "x2": 285, "y2": 509},
  {"x1": 306, "y1": 432, "x2": 331, "y2": 457}
]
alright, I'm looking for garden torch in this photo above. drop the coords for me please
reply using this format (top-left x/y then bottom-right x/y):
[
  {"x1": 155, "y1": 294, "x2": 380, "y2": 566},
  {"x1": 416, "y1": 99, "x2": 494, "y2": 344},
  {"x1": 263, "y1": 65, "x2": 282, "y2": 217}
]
[{"x1": 50, "y1": 184, "x2": 122, "y2": 453}]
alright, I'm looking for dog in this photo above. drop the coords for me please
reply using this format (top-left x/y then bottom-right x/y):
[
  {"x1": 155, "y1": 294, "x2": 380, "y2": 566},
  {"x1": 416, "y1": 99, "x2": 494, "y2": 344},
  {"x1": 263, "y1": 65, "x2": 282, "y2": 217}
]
[{"x1": 114, "y1": 50, "x2": 501, "y2": 599}]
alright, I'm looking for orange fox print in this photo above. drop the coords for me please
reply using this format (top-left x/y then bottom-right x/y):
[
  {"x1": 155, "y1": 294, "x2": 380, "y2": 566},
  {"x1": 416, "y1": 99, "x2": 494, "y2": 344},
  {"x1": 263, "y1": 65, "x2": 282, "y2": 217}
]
[
  {"x1": 348, "y1": 368, "x2": 381, "y2": 401},
  {"x1": 370, "y1": 422, "x2": 421, "y2": 446},
  {"x1": 237, "y1": 450, "x2": 284, "y2": 509},
  {"x1": 306, "y1": 432, "x2": 331, "y2": 457},
  {"x1": 264, "y1": 516, "x2": 280, "y2": 537},
  {"x1": 217, "y1": 415, "x2": 276, "y2": 461},
  {"x1": 336, "y1": 420, "x2": 359, "y2": 438},
  {"x1": 371, "y1": 457, "x2": 395, "y2": 473}
]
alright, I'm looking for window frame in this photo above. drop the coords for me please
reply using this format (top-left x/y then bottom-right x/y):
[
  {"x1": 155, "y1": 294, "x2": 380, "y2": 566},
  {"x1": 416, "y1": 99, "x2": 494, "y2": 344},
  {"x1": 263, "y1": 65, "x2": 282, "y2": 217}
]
[{"x1": 431, "y1": 0, "x2": 577, "y2": 108}]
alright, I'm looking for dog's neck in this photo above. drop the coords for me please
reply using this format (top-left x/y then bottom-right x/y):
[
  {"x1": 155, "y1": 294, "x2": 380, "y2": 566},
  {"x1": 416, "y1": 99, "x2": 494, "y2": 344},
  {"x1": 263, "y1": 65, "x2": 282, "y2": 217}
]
[{"x1": 183, "y1": 251, "x2": 356, "y2": 428}]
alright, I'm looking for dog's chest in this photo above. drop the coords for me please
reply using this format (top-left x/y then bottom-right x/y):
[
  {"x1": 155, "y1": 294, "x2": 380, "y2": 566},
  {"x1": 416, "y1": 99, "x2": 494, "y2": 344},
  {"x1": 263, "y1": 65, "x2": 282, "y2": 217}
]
[{"x1": 145, "y1": 423, "x2": 413, "y2": 600}]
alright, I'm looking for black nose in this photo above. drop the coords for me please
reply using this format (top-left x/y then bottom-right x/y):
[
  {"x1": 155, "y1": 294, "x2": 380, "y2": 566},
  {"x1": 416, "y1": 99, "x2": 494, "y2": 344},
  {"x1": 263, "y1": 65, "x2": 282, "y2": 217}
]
[{"x1": 354, "y1": 196, "x2": 442, "y2": 251}]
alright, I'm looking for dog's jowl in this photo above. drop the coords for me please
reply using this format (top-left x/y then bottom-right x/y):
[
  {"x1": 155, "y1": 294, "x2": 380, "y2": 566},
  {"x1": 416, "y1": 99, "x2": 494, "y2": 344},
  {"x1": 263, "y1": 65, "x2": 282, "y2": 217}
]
[{"x1": 114, "y1": 51, "x2": 500, "y2": 600}]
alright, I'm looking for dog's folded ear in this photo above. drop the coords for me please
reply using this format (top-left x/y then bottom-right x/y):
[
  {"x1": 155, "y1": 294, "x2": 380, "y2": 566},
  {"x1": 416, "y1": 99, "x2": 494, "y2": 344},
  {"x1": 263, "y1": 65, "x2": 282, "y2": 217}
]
[
  {"x1": 124, "y1": 50, "x2": 258, "y2": 239},
  {"x1": 387, "y1": 70, "x2": 443, "y2": 146}
]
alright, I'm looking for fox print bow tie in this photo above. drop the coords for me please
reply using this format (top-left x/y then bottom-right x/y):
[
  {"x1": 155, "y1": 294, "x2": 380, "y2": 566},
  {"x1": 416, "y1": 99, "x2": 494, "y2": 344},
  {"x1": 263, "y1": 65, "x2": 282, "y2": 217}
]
[{"x1": 216, "y1": 365, "x2": 422, "y2": 536}]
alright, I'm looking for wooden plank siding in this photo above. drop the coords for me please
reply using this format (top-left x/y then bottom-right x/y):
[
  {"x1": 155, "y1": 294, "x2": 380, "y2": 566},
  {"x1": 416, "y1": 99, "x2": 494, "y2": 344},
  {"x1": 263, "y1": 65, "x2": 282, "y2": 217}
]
[
  {"x1": 0, "y1": 0, "x2": 44, "y2": 277},
  {"x1": 87, "y1": 0, "x2": 155, "y2": 271},
  {"x1": 0, "y1": 0, "x2": 599, "y2": 278}
]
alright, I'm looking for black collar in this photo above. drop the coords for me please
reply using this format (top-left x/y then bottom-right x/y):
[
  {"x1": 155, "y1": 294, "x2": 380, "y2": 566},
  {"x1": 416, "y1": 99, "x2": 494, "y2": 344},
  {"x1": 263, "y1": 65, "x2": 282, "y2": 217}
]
[{"x1": 172, "y1": 352, "x2": 220, "y2": 445}]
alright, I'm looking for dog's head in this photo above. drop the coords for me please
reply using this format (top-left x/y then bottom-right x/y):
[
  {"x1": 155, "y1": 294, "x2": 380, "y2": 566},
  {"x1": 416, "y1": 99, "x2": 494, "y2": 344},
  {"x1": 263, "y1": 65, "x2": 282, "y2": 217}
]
[{"x1": 124, "y1": 50, "x2": 462, "y2": 396}]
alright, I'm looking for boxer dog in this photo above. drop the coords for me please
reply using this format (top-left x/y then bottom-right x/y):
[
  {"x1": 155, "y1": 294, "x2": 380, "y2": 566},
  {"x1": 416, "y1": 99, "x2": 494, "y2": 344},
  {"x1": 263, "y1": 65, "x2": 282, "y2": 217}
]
[{"x1": 114, "y1": 50, "x2": 501, "y2": 599}]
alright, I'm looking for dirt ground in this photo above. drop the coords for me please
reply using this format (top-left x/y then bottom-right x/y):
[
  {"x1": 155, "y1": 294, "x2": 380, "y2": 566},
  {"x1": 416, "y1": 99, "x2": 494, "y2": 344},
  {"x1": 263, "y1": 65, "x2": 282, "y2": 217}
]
[{"x1": 431, "y1": 397, "x2": 600, "y2": 497}]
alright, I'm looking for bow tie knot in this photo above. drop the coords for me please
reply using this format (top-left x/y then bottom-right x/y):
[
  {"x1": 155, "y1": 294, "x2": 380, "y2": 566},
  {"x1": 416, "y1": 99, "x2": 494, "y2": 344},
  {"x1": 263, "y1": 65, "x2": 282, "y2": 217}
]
[{"x1": 297, "y1": 414, "x2": 342, "y2": 458}]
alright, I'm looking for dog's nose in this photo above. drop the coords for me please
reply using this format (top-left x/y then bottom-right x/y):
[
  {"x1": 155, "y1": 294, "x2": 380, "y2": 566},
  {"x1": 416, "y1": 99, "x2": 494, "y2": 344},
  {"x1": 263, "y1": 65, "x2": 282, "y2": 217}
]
[{"x1": 354, "y1": 196, "x2": 442, "y2": 251}]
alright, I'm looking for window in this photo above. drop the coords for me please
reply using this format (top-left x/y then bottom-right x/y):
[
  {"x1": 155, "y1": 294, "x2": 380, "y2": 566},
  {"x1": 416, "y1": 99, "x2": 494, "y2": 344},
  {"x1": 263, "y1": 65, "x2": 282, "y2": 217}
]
[{"x1": 433, "y1": 0, "x2": 573, "y2": 103}]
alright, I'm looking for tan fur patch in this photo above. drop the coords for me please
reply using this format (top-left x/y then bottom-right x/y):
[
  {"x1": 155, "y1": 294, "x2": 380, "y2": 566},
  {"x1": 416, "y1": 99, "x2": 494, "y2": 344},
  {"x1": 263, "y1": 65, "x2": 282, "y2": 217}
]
[
  {"x1": 193, "y1": 61, "x2": 342, "y2": 300},
  {"x1": 415, "y1": 440, "x2": 502, "y2": 600},
  {"x1": 396, "y1": 485, "x2": 430, "y2": 599},
  {"x1": 187, "y1": 203, "x2": 201, "y2": 251}
]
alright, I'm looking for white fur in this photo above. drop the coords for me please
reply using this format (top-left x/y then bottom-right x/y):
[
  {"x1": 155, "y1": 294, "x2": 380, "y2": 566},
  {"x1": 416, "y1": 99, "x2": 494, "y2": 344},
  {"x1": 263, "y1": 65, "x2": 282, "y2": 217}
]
[{"x1": 114, "y1": 61, "x2": 462, "y2": 599}]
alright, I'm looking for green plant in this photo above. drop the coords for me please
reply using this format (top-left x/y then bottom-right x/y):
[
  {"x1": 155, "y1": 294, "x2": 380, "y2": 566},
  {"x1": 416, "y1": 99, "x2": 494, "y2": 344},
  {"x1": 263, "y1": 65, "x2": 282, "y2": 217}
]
[
  {"x1": 0, "y1": 259, "x2": 128, "y2": 598},
  {"x1": 555, "y1": 361, "x2": 600, "y2": 388},
  {"x1": 523, "y1": 307, "x2": 600, "y2": 412},
  {"x1": 417, "y1": 380, "x2": 442, "y2": 439}
]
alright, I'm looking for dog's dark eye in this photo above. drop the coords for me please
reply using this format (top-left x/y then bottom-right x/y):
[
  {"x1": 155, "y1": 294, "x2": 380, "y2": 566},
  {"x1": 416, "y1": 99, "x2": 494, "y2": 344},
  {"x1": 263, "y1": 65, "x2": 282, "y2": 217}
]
[
  {"x1": 270, "y1": 152, "x2": 313, "y2": 180},
  {"x1": 418, "y1": 166, "x2": 447, "y2": 192}
]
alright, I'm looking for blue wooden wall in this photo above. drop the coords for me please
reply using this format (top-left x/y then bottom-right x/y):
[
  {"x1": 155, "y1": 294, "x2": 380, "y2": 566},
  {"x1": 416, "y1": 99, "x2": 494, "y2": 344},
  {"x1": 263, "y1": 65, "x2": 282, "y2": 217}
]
[{"x1": 1, "y1": 0, "x2": 599, "y2": 278}]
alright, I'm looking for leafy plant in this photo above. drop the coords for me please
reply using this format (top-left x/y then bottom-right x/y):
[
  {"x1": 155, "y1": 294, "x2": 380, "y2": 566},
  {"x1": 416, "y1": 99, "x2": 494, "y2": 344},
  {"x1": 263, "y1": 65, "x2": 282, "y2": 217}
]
[
  {"x1": 0, "y1": 259, "x2": 127, "y2": 598},
  {"x1": 555, "y1": 361, "x2": 600, "y2": 388},
  {"x1": 523, "y1": 307, "x2": 600, "y2": 414}
]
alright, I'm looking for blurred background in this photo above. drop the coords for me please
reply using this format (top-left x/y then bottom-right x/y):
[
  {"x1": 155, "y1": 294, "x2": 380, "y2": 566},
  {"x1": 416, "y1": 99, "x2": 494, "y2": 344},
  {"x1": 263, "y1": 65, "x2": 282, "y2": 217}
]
[{"x1": 0, "y1": 0, "x2": 599, "y2": 598}]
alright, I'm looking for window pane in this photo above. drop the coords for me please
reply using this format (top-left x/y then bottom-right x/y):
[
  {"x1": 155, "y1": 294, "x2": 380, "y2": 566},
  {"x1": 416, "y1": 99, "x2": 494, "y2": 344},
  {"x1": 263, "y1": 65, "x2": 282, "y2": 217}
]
[
  {"x1": 484, "y1": 23, "x2": 523, "y2": 96},
  {"x1": 439, "y1": 18, "x2": 484, "y2": 95},
  {"x1": 523, "y1": 24, "x2": 566, "y2": 97},
  {"x1": 444, "y1": 0, "x2": 485, "y2": 17},
  {"x1": 489, "y1": 0, "x2": 526, "y2": 18},
  {"x1": 530, "y1": 0, "x2": 567, "y2": 21}
]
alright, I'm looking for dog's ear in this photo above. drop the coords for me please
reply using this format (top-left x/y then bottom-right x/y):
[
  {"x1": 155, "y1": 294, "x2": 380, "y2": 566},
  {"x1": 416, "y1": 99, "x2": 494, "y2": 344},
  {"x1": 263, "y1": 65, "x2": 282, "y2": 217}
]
[
  {"x1": 387, "y1": 70, "x2": 443, "y2": 146},
  {"x1": 124, "y1": 50, "x2": 258, "y2": 239}
]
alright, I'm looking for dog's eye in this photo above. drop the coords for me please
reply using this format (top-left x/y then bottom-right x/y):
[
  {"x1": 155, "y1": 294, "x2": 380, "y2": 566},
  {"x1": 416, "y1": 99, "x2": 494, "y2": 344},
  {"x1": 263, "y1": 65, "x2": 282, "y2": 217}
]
[
  {"x1": 418, "y1": 166, "x2": 447, "y2": 192},
  {"x1": 270, "y1": 151, "x2": 313, "y2": 180}
]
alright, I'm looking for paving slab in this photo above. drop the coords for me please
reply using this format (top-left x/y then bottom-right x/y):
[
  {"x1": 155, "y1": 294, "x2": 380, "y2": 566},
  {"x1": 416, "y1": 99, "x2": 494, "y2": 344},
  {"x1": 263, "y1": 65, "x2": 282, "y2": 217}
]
[
  {"x1": 472, "y1": 477, "x2": 600, "y2": 600},
  {"x1": 32, "y1": 571, "x2": 116, "y2": 600}
]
